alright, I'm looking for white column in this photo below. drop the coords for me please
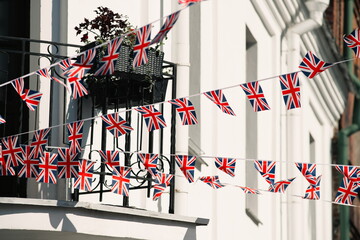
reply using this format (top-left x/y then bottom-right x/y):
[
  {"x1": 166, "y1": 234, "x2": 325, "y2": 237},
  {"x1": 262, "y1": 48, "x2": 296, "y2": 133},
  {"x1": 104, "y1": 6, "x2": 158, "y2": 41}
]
[{"x1": 172, "y1": 3, "x2": 190, "y2": 216}]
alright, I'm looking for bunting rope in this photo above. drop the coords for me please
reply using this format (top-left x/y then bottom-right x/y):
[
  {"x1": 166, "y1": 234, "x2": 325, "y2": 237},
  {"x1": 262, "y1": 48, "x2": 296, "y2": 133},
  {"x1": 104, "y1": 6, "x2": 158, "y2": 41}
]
[
  {"x1": 45, "y1": 146, "x2": 360, "y2": 169},
  {"x1": 1, "y1": 55, "x2": 357, "y2": 141}
]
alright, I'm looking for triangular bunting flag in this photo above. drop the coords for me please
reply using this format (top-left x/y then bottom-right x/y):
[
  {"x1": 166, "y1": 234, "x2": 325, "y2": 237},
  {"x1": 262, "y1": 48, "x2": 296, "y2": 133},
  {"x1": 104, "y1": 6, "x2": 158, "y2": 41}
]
[
  {"x1": 240, "y1": 82, "x2": 270, "y2": 112},
  {"x1": 343, "y1": 28, "x2": 360, "y2": 58},
  {"x1": 298, "y1": 51, "x2": 333, "y2": 79}
]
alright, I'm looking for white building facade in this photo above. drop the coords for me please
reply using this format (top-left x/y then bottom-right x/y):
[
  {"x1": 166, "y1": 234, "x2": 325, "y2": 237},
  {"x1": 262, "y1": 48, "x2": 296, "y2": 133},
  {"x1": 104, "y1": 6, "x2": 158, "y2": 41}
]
[{"x1": 0, "y1": 0, "x2": 350, "y2": 239}]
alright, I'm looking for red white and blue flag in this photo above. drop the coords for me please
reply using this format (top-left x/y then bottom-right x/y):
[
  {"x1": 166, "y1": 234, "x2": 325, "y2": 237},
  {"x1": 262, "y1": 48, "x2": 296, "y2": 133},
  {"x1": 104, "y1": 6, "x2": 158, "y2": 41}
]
[
  {"x1": 59, "y1": 58, "x2": 74, "y2": 72},
  {"x1": 137, "y1": 153, "x2": 159, "y2": 177},
  {"x1": 68, "y1": 77, "x2": 88, "y2": 99},
  {"x1": 268, "y1": 178, "x2": 296, "y2": 193},
  {"x1": 298, "y1": 51, "x2": 333, "y2": 79},
  {"x1": 175, "y1": 155, "x2": 196, "y2": 183},
  {"x1": 1, "y1": 136, "x2": 22, "y2": 168},
  {"x1": 30, "y1": 128, "x2": 51, "y2": 159},
  {"x1": 64, "y1": 49, "x2": 96, "y2": 78},
  {"x1": 334, "y1": 177, "x2": 360, "y2": 205},
  {"x1": 36, "y1": 152, "x2": 58, "y2": 184},
  {"x1": 154, "y1": 172, "x2": 173, "y2": 186},
  {"x1": 254, "y1": 160, "x2": 276, "y2": 186},
  {"x1": 279, "y1": 72, "x2": 301, "y2": 109},
  {"x1": 133, "y1": 25, "x2": 152, "y2": 68},
  {"x1": 135, "y1": 106, "x2": 167, "y2": 131},
  {"x1": 344, "y1": 28, "x2": 360, "y2": 58},
  {"x1": 95, "y1": 37, "x2": 123, "y2": 75},
  {"x1": 0, "y1": 145, "x2": 16, "y2": 176},
  {"x1": 303, "y1": 175, "x2": 322, "y2": 200},
  {"x1": 11, "y1": 78, "x2": 25, "y2": 98},
  {"x1": 153, "y1": 172, "x2": 173, "y2": 200},
  {"x1": 214, "y1": 157, "x2": 236, "y2": 177},
  {"x1": 199, "y1": 176, "x2": 225, "y2": 189},
  {"x1": 153, "y1": 183, "x2": 167, "y2": 201},
  {"x1": 178, "y1": 0, "x2": 204, "y2": 6},
  {"x1": 295, "y1": 162, "x2": 317, "y2": 185},
  {"x1": 203, "y1": 90, "x2": 236, "y2": 116},
  {"x1": 240, "y1": 82, "x2": 270, "y2": 112},
  {"x1": 22, "y1": 89, "x2": 43, "y2": 111},
  {"x1": 36, "y1": 68, "x2": 68, "y2": 89},
  {"x1": 335, "y1": 165, "x2": 360, "y2": 182},
  {"x1": 101, "y1": 113, "x2": 133, "y2": 137},
  {"x1": 11, "y1": 77, "x2": 43, "y2": 111},
  {"x1": 168, "y1": 98, "x2": 198, "y2": 125},
  {"x1": 74, "y1": 159, "x2": 95, "y2": 191},
  {"x1": 111, "y1": 166, "x2": 131, "y2": 196},
  {"x1": 98, "y1": 150, "x2": 120, "y2": 169},
  {"x1": 238, "y1": 186, "x2": 260, "y2": 194},
  {"x1": 57, "y1": 147, "x2": 79, "y2": 179},
  {"x1": 0, "y1": 115, "x2": 5, "y2": 124},
  {"x1": 18, "y1": 145, "x2": 38, "y2": 178},
  {"x1": 151, "y1": 11, "x2": 180, "y2": 45},
  {"x1": 67, "y1": 121, "x2": 84, "y2": 155}
]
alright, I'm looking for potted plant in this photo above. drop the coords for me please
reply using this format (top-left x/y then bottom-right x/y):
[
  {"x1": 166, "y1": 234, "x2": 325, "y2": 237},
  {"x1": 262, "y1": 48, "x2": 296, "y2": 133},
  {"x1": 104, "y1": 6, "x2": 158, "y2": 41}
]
[{"x1": 74, "y1": 6, "x2": 167, "y2": 108}]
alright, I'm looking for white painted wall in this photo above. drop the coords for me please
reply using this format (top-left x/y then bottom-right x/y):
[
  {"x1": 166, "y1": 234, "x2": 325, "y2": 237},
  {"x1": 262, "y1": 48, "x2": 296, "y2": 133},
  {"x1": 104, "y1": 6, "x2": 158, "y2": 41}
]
[{"x1": 23, "y1": 0, "x2": 347, "y2": 240}]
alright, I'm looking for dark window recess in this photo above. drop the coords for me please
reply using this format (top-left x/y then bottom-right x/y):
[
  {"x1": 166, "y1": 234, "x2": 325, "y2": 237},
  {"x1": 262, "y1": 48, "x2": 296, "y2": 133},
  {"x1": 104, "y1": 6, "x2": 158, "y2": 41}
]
[{"x1": 0, "y1": 0, "x2": 30, "y2": 198}]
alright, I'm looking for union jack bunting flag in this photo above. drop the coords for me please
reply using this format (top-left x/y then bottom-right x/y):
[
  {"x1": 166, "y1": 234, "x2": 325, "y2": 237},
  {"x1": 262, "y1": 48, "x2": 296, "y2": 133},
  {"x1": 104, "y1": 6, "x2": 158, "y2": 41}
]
[
  {"x1": 57, "y1": 148, "x2": 79, "y2": 179},
  {"x1": 335, "y1": 165, "x2": 360, "y2": 182},
  {"x1": 111, "y1": 166, "x2": 131, "y2": 196},
  {"x1": 214, "y1": 157, "x2": 236, "y2": 177},
  {"x1": 74, "y1": 159, "x2": 95, "y2": 191},
  {"x1": 240, "y1": 82, "x2": 270, "y2": 112},
  {"x1": 68, "y1": 77, "x2": 88, "y2": 99},
  {"x1": 178, "y1": 0, "x2": 204, "y2": 6},
  {"x1": 59, "y1": 58, "x2": 74, "y2": 71},
  {"x1": 199, "y1": 176, "x2": 225, "y2": 189},
  {"x1": 153, "y1": 183, "x2": 167, "y2": 201},
  {"x1": 30, "y1": 128, "x2": 51, "y2": 159},
  {"x1": 168, "y1": 98, "x2": 198, "y2": 125},
  {"x1": 36, "y1": 68, "x2": 68, "y2": 89},
  {"x1": 11, "y1": 78, "x2": 25, "y2": 98},
  {"x1": 303, "y1": 175, "x2": 322, "y2": 200},
  {"x1": 36, "y1": 152, "x2": 58, "y2": 184},
  {"x1": 18, "y1": 145, "x2": 38, "y2": 178},
  {"x1": 295, "y1": 162, "x2": 317, "y2": 185},
  {"x1": 254, "y1": 160, "x2": 276, "y2": 186},
  {"x1": 0, "y1": 145, "x2": 15, "y2": 176},
  {"x1": 133, "y1": 24, "x2": 152, "y2": 68},
  {"x1": 298, "y1": 51, "x2": 333, "y2": 79},
  {"x1": 135, "y1": 106, "x2": 167, "y2": 131},
  {"x1": 0, "y1": 115, "x2": 5, "y2": 124},
  {"x1": 11, "y1": 78, "x2": 43, "y2": 111},
  {"x1": 203, "y1": 90, "x2": 236, "y2": 116},
  {"x1": 343, "y1": 28, "x2": 360, "y2": 58},
  {"x1": 1, "y1": 136, "x2": 22, "y2": 168},
  {"x1": 151, "y1": 11, "x2": 180, "y2": 45},
  {"x1": 95, "y1": 37, "x2": 123, "y2": 76},
  {"x1": 101, "y1": 113, "x2": 133, "y2": 137},
  {"x1": 137, "y1": 153, "x2": 159, "y2": 177},
  {"x1": 22, "y1": 89, "x2": 43, "y2": 111},
  {"x1": 334, "y1": 177, "x2": 360, "y2": 205},
  {"x1": 175, "y1": 155, "x2": 196, "y2": 183},
  {"x1": 268, "y1": 178, "x2": 296, "y2": 193},
  {"x1": 279, "y1": 72, "x2": 301, "y2": 109},
  {"x1": 67, "y1": 121, "x2": 84, "y2": 155},
  {"x1": 154, "y1": 172, "x2": 173, "y2": 186},
  {"x1": 238, "y1": 186, "x2": 260, "y2": 194},
  {"x1": 98, "y1": 150, "x2": 120, "y2": 169},
  {"x1": 64, "y1": 49, "x2": 96, "y2": 78}
]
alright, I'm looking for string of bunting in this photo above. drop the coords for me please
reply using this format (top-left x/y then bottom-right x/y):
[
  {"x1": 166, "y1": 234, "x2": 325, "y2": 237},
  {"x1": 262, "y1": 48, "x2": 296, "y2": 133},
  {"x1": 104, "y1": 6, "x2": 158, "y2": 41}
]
[{"x1": 0, "y1": 0, "x2": 360, "y2": 207}]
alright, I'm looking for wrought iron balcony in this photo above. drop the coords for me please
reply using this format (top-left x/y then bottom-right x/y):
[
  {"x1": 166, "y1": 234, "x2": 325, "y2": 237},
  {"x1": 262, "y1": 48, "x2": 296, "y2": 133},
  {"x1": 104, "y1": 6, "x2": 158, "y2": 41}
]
[{"x1": 0, "y1": 35, "x2": 177, "y2": 214}]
